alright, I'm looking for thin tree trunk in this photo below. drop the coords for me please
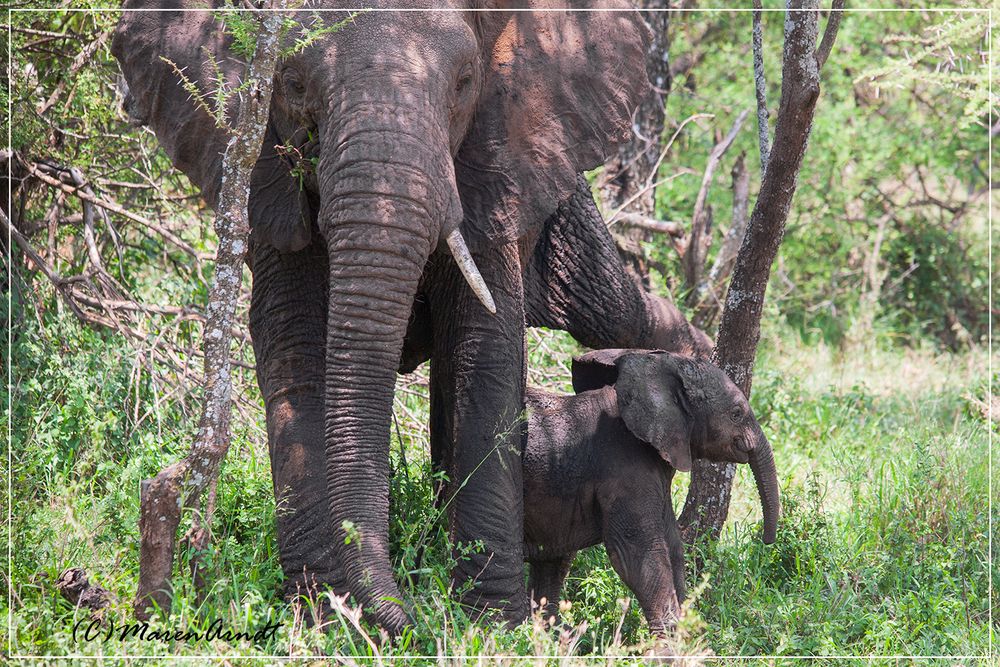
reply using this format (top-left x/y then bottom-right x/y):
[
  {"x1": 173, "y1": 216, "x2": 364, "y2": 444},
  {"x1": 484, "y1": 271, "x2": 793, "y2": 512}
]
[
  {"x1": 134, "y1": 4, "x2": 287, "y2": 620},
  {"x1": 680, "y1": 0, "x2": 839, "y2": 544},
  {"x1": 691, "y1": 152, "x2": 751, "y2": 330}
]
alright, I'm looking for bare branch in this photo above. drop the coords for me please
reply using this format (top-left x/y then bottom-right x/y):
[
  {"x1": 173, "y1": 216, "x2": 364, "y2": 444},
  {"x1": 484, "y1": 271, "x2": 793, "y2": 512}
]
[
  {"x1": 617, "y1": 213, "x2": 685, "y2": 237},
  {"x1": 691, "y1": 152, "x2": 751, "y2": 329},
  {"x1": 27, "y1": 163, "x2": 210, "y2": 261},
  {"x1": 682, "y1": 109, "x2": 749, "y2": 292},
  {"x1": 752, "y1": 0, "x2": 771, "y2": 176},
  {"x1": 37, "y1": 29, "x2": 112, "y2": 115},
  {"x1": 816, "y1": 0, "x2": 845, "y2": 70},
  {"x1": 606, "y1": 170, "x2": 695, "y2": 228}
]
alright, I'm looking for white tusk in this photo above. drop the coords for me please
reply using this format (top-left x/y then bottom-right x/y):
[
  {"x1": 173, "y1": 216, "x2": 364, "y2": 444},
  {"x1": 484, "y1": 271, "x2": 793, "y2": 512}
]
[{"x1": 445, "y1": 229, "x2": 497, "y2": 315}]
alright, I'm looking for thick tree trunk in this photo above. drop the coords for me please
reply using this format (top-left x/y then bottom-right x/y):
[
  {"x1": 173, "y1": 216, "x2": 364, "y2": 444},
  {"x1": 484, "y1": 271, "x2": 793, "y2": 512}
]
[
  {"x1": 134, "y1": 5, "x2": 286, "y2": 620},
  {"x1": 599, "y1": 1, "x2": 671, "y2": 286},
  {"x1": 680, "y1": 0, "x2": 833, "y2": 544}
]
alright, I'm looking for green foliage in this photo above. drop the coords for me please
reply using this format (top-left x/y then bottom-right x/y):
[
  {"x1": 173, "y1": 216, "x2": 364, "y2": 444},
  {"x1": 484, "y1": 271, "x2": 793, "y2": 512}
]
[
  {"x1": 649, "y1": 4, "x2": 990, "y2": 350},
  {"x1": 6, "y1": 308, "x2": 993, "y2": 660},
  {"x1": 214, "y1": 9, "x2": 263, "y2": 60},
  {"x1": 5, "y1": 5, "x2": 994, "y2": 663}
]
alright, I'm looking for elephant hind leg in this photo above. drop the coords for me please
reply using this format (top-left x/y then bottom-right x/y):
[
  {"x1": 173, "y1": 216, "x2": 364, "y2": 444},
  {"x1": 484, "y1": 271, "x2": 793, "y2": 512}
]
[
  {"x1": 664, "y1": 497, "x2": 687, "y2": 605},
  {"x1": 528, "y1": 554, "x2": 574, "y2": 624}
]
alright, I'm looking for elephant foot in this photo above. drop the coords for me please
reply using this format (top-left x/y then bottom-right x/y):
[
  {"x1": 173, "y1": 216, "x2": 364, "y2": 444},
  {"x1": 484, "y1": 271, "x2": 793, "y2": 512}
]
[{"x1": 458, "y1": 586, "x2": 530, "y2": 630}]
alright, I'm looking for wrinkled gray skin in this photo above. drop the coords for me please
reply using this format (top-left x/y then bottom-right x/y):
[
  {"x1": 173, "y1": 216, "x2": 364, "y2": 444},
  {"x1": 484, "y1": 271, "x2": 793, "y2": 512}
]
[
  {"x1": 523, "y1": 350, "x2": 777, "y2": 635},
  {"x1": 110, "y1": 1, "x2": 743, "y2": 634}
]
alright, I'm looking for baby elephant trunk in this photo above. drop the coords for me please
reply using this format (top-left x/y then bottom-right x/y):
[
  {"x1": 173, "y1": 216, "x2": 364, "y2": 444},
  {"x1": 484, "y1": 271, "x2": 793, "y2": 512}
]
[{"x1": 748, "y1": 425, "x2": 779, "y2": 544}]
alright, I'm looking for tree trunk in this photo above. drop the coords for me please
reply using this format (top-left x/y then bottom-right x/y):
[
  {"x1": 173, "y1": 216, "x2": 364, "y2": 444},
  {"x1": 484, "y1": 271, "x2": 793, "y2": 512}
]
[
  {"x1": 680, "y1": 0, "x2": 834, "y2": 544},
  {"x1": 134, "y1": 4, "x2": 287, "y2": 620}
]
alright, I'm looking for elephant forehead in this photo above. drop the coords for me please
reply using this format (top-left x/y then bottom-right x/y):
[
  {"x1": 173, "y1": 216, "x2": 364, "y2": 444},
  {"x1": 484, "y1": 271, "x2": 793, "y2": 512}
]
[{"x1": 305, "y1": 2, "x2": 474, "y2": 52}]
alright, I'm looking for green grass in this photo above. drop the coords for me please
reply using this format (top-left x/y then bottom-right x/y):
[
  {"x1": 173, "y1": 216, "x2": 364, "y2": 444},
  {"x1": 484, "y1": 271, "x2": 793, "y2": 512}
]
[{"x1": 4, "y1": 310, "x2": 994, "y2": 663}]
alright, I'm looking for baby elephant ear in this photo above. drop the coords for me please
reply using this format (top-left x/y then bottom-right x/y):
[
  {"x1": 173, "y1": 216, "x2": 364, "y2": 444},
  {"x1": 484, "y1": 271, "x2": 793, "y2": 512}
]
[
  {"x1": 614, "y1": 353, "x2": 694, "y2": 472},
  {"x1": 573, "y1": 348, "x2": 655, "y2": 394},
  {"x1": 457, "y1": 1, "x2": 651, "y2": 248}
]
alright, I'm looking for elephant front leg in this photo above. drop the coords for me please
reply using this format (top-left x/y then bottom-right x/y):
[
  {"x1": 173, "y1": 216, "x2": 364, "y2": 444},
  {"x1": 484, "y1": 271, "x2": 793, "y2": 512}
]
[
  {"x1": 249, "y1": 240, "x2": 346, "y2": 607},
  {"x1": 428, "y1": 243, "x2": 529, "y2": 624},
  {"x1": 602, "y1": 497, "x2": 681, "y2": 637}
]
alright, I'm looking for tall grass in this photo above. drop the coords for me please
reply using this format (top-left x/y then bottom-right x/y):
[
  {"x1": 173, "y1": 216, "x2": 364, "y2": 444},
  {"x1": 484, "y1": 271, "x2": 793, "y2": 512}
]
[{"x1": 4, "y1": 311, "x2": 993, "y2": 662}]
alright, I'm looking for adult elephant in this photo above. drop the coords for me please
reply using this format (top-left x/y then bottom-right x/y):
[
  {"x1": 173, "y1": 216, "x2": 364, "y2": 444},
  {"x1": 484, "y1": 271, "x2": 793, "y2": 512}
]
[{"x1": 113, "y1": 0, "x2": 773, "y2": 635}]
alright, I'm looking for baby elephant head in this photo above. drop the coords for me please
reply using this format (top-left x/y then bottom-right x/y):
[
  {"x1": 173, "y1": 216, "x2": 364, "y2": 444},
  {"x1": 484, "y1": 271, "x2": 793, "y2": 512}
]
[
  {"x1": 612, "y1": 351, "x2": 761, "y2": 469},
  {"x1": 572, "y1": 349, "x2": 780, "y2": 543}
]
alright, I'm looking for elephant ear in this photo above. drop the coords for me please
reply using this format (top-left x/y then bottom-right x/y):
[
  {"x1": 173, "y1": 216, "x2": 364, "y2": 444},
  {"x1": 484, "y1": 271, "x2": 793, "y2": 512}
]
[
  {"x1": 572, "y1": 348, "x2": 659, "y2": 394},
  {"x1": 111, "y1": 1, "x2": 310, "y2": 252},
  {"x1": 456, "y1": 1, "x2": 651, "y2": 248},
  {"x1": 614, "y1": 352, "x2": 694, "y2": 472}
]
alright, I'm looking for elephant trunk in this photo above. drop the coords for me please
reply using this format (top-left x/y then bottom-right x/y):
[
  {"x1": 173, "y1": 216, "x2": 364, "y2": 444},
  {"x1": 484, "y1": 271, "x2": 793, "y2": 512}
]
[
  {"x1": 748, "y1": 425, "x2": 779, "y2": 544},
  {"x1": 317, "y1": 124, "x2": 451, "y2": 632}
]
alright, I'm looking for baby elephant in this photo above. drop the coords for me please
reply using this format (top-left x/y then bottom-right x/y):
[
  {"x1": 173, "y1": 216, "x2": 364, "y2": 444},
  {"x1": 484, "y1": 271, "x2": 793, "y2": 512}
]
[{"x1": 523, "y1": 349, "x2": 779, "y2": 635}]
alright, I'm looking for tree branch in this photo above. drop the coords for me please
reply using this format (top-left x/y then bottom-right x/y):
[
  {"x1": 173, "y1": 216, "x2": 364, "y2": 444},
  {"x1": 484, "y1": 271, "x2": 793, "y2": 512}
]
[
  {"x1": 752, "y1": 0, "x2": 771, "y2": 176},
  {"x1": 27, "y1": 162, "x2": 210, "y2": 260},
  {"x1": 617, "y1": 213, "x2": 685, "y2": 237},
  {"x1": 691, "y1": 152, "x2": 751, "y2": 329},
  {"x1": 816, "y1": 0, "x2": 845, "y2": 71},
  {"x1": 682, "y1": 109, "x2": 749, "y2": 293},
  {"x1": 134, "y1": 4, "x2": 289, "y2": 620}
]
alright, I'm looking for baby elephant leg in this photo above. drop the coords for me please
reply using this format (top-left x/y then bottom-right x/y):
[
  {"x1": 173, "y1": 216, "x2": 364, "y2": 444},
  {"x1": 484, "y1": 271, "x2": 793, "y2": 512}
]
[
  {"x1": 603, "y1": 501, "x2": 681, "y2": 637},
  {"x1": 665, "y1": 499, "x2": 687, "y2": 605},
  {"x1": 528, "y1": 554, "x2": 575, "y2": 624}
]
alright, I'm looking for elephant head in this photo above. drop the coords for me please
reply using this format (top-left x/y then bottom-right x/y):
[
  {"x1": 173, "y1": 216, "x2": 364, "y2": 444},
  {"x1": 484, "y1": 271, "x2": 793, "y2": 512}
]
[
  {"x1": 112, "y1": 1, "x2": 650, "y2": 630},
  {"x1": 572, "y1": 349, "x2": 780, "y2": 544}
]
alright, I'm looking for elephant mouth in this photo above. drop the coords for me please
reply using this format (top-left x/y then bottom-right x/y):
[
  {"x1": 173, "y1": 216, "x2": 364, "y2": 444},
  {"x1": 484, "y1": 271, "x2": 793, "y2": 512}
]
[{"x1": 279, "y1": 127, "x2": 321, "y2": 194}]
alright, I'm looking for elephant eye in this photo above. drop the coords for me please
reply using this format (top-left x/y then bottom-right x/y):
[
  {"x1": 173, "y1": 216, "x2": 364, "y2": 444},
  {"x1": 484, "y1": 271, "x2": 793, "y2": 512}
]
[
  {"x1": 729, "y1": 406, "x2": 745, "y2": 423},
  {"x1": 455, "y1": 63, "x2": 474, "y2": 96}
]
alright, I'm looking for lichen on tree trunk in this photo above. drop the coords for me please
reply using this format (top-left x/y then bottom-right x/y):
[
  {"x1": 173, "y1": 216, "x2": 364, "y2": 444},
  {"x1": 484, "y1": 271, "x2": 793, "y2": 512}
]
[{"x1": 134, "y1": 3, "x2": 288, "y2": 620}]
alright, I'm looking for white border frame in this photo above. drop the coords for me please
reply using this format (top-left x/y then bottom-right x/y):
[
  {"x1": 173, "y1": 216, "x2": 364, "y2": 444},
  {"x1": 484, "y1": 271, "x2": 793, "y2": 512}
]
[{"x1": 4, "y1": 3, "x2": 994, "y2": 662}]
